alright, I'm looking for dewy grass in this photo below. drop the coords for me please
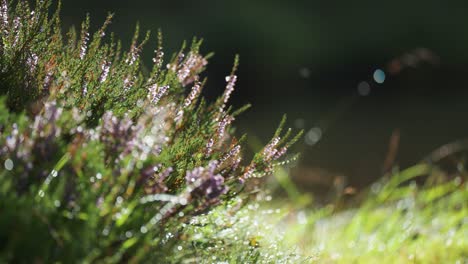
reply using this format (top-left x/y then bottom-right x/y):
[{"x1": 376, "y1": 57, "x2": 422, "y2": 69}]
[{"x1": 269, "y1": 164, "x2": 468, "y2": 263}]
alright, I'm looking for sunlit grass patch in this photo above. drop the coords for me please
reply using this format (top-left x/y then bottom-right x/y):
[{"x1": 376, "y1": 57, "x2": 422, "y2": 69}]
[{"x1": 269, "y1": 164, "x2": 467, "y2": 263}]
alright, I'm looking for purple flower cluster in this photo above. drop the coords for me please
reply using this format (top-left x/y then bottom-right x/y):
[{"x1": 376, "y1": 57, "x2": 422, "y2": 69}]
[
  {"x1": 99, "y1": 112, "x2": 137, "y2": 162},
  {"x1": 79, "y1": 31, "x2": 89, "y2": 60},
  {"x1": 0, "y1": 0, "x2": 9, "y2": 36},
  {"x1": 99, "y1": 60, "x2": 111, "y2": 83},
  {"x1": 167, "y1": 51, "x2": 207, "y2": 86},
  {"x1": 185, "y1": 160, "x2": 228, "y2": 201},
  {"x1": 147, "y1": 84, "x2": 170, "y2": 105},
  {"x1": 152, "y1": 48, "x2": 164, "y2": 69},
  {"x1": 26, "y1": 53, "x2": 38, "y2": 73},
  {"x1": 262, "y1": 137, "x2": 280, "y2": 161},
  {"x1": 183, "y1": 81, "x2": 202, "y2": 108},
  {"x1": 99, "y1": 108, "x2": 171, "y2": 164},
  {"x1": 216, "y1": 114, "x2": 234, "y2": 143},
  {"x1": 1, "y1": 101, "x2": 64, "y2": 190},
  {"x1": 125, "y1": 45, "x2": 141, "y2": 66},
  {"x1": 7, "y1": 102, "x2": 62, "y2": 151},
  {"x1": 222, "y1": 75, "x2": 237, "y2": 105},
  {"x1": 239, "y1": 135, "x2": 291, "y2": 180}
]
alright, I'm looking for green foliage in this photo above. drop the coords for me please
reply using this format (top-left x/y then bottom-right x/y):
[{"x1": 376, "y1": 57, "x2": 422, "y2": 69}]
[{"x1": 0, "y1": 0, "x2": 301, "y2": 262}]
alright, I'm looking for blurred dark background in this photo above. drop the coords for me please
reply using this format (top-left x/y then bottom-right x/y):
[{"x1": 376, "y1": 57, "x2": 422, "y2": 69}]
[{"x1": 60, "y1": 0, "x2": 468, "y2": 191}]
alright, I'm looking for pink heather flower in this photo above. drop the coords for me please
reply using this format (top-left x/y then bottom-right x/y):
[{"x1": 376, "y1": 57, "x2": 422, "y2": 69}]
[
  {"x1": 241, "y1": 164, "x2": 256, "y2": 180},
  {"x1": 179, "y1": 54, "x2": 194, "y2": 76},
  {"x1": 217, "y1": 115, "x2": 234, "y2": 141},
  {"x1": 220, "y1": 145, "x2": 241, "y2": 164},
  {"x1": 43, "y1": 71, "x2": 53, "y2": 91},
  {"x1": 177, "y1": 53, "x2": 185, "y2": 65},
  {"x1": 79, "y1": 32, "x2": 89, "y2": 60},
  {"x1": 183, "y1": 81, "x2": 201, "y2": 108},
  {"x1": 27, "y1": 11, "x2": 37, "y2": 29},
  {"x1": 32, "y1": 101, "x2": 63, "y2": 139},
  {"x1": 167, "y1": 52, "x2": 207, "y2": 86},
  {"x1": 273, "y1": 146, "x2": 288, "y2": 160},
  {"x1": 222, "y1": 75, "x2": 237, "y2": 105},
  {"x1": 232, "y1": 157, "x2": 242, "y2": 171},
  {"x1": 205, "y1": 138, "x2": 214, "y2": 156},
  {"x1": 152, "y1": 48, "x2": 164, "y2": 67},
  {"x1": 263, "y1": 137, "x2": 280, "y2": 161},
  {"x1": 185, "y1": 160, "x2": 228, "y2": 201},
  {"x1": 166, "y1": 62, "x2": 176, "y2": 72},
  {"x1": 123, "y1": 76, "x2": 135, "y2": 90},
  {"x1": 147, "y1": 84, "x2": 169, "y2": 105},
  {"x1": 99, "y1": 60, "x2": 111, "y2": 83},
  {"x1": 177, "y1": 52, "x2": 206, "y2": 85},
  {"x1": 12, "y1": 16, "x2": 20, "y2": 45},
  {"x1": 100, "y1": 112, "x2": 136, "y2": 161},
  {"x1": 26, "y1": 53, "x2": 39, "y2": 73},
  {"x1": 125, "y1": 45, "x2": 140, "y2": 65},
  {"x1": 0, "y1": 0, "x2": 9, "y2": 35},
  {"x1": 164, "y1": 54, "x2": 179, "y2": 72},
  {"x1": 2, "y1": 102, "x2": 64, "y2": 177}
]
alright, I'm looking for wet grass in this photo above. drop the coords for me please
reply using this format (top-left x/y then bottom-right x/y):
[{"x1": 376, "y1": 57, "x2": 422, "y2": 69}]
[{"x1": 265, "y1": 164, "x2": 468, "y2": 263}]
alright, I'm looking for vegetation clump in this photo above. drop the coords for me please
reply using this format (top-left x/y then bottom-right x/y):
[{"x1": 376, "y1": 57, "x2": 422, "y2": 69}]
[{"x1": 0, "y1": 0, "x2": 301, "y2": 262}]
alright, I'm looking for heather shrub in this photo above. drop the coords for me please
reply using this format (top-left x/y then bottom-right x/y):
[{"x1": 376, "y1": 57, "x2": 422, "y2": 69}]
[{"x1": 0, "y1": 0, "x2": 301, "y2": 262}]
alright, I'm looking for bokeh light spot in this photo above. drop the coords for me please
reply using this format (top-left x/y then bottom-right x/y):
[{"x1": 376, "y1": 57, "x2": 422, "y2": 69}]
[
  {"x1": 4, "y1": 159, "x2": 13, "y2": 171},
  {"x1": 299, "y1": 67, "x2": 311, "y2": 79},
  {"x1": 305, "y1": 127, "x2": 322, "y2": 146},
  {"x1": 357, "y1": 81, "x2": 371, "y2": 96},
  {"x1": 294, "y1": 118, "x2": 305, "y2": 129},
  {"x1": 373, "y1": 69, "x2": 386, "y2": 84}
]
